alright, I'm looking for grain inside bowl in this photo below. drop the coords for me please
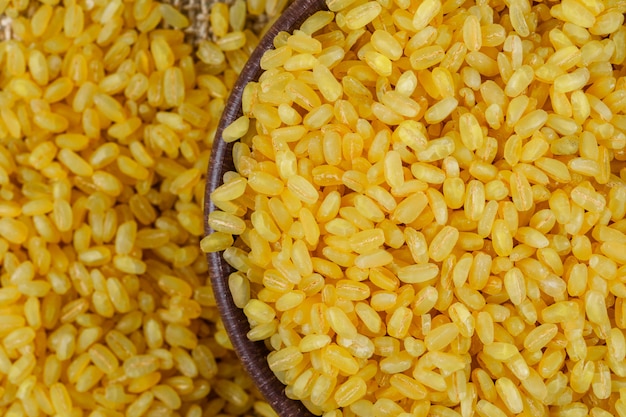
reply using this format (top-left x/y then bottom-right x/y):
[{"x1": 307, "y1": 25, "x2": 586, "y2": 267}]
[{"x1": 204, "y1": 0, "x2": 626, "y2": 415}]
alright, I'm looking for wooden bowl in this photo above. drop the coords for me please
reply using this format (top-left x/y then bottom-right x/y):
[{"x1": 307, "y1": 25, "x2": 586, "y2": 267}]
[{"x1": 204, "y1": 0, "x2": 327, "y2": 416}]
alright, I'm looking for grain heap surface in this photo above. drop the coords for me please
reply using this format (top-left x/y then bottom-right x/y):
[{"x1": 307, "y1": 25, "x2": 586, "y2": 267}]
[{"x1": 204, "y1": 0, "x2": 626, "y2": 415}]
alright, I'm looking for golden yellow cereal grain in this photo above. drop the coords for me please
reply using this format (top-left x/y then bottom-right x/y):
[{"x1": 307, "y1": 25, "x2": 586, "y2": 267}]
[
  {"x1": 159, "y1": 3, "x2": 190, "y2": 28},
  {"x1": 412, "y1": 0, "x2": 441, "y2": 30}
]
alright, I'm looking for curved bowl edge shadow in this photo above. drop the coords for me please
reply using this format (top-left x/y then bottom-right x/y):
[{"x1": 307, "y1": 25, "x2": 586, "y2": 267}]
[{"x1": 204, "y1": 1, "x2": 327, "y2": 416}]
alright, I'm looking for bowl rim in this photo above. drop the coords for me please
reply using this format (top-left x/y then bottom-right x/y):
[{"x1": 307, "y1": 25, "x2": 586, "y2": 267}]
[{"x1": 204, "y1": 1, "x2": 326, "y2": 416}]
